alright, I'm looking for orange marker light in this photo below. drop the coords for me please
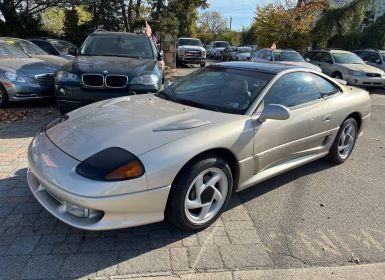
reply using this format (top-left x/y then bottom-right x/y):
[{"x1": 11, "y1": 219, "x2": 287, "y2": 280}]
[{"x1": 105, "y1": 160, "x2": 144, "y2": 180}]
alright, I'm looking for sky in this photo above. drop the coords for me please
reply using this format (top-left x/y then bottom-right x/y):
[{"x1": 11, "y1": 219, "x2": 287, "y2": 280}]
[{"x1": 203, "y1": 0, "x2": 272, "y2": 31}]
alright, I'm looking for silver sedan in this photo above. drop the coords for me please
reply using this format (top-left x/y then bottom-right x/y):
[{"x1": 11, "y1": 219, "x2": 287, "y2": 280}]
[{"x1": 27, "y1": 62, "x2": 371, "y2": 231}]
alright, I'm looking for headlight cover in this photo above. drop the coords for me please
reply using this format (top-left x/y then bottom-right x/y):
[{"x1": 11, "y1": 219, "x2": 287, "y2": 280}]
[
  {"x1": 56, "y1": 71, "x2": 78, "y2": 82},
  {"x1": 130, "y1": 74, "x2": 159, "y2": 86},
  {"x1": 76, "y1": 147, "x2": 145, "y2": 181},
  {"x1": 349, "y1": 70, "x2": 365, "y2": 77},
  {"x1": 5, "y1": 72, "x2": 35, "y2": 84}
]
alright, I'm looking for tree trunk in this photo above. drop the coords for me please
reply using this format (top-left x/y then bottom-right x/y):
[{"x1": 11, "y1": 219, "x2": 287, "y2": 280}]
[{"x1": 120, "y1": 0, "x2": 129, "y2": 31}]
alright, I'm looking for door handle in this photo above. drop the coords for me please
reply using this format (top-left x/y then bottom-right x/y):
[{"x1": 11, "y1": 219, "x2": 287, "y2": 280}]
[{"x1": 323, "y1": 114, "x2": 332, "y2": 122}]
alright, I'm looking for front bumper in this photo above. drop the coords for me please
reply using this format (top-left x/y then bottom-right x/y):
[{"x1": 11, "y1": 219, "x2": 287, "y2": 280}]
[
  {"x1": 27, "y1": 132, "x2": 171, "y2": 230},
  {"x1": 178, "y1": 56, "x2": 206, "y2": 64},
  {"x1": 2, "y1": 81, "x2": 54, "y2": 101},
  {"x1": 345, "y1": 75, "x2": 385, "y2": 87},
  {"x1": 56, "y1": 84, "x2": 159, "y2": 112}
]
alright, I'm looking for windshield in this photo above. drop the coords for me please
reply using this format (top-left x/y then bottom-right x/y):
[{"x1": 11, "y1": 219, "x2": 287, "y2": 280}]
[
  {"x1": 81, "y1": 35, "x2": 154, "y2": 59},
  {"x1": 51, "y1": 40, "x2": 77, "y2": 54},
  {"x1": 239, "y1": 47, "x2": 252, "y2": 53},
  {"x1": 274, "y1": 51, "x2": 305, "y2": 62},
  {"x1": 332, "y1": 53, "x2": 364, "y2": 64},
  {"x1": 0, "y1": 42, "x2": 29, "y2": 59},
  {"x1": 9, "y1": 40, "x2": 47, "y2": 55},
  {"x1": 214, "y1": 42, "x2": 230, "y2": 48},
  {"x1": 157, "y1": 67, "x2": 273, "y2": 115},
  {"x1": 179, "y1": 39, "x2": 202, "y2": 46}
]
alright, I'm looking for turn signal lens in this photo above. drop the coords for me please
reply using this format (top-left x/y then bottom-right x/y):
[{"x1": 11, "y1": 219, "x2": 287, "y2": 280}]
[{"x1": 105, "y1": 160, "x2": 144, "y2": 180}]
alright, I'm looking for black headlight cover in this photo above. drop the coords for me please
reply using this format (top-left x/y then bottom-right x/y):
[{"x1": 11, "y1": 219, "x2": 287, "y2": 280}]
[{"x1": 76, "y1": 147, "x2": 145, "y2": 181}]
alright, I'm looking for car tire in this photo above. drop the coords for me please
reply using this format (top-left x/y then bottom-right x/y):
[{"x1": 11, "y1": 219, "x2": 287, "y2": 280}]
[
  {"x1": 57, "y1": 100, "x2": 70, "y2": 115},
  {"x1": 0, "y1": 85, "x2": 9, "y2": 109},
  {"x1": 200, "y1": 62, "x2": 206, "y2": 67},
  {"x1": 326, "y1": 118, "x2": 358, "y2": 164},
  {"x1": 332, "y1": 72, "x2": 343, "y2": 80},
  {"x1": 166, "y1": 154, "x2": 233, "y2": 231}
]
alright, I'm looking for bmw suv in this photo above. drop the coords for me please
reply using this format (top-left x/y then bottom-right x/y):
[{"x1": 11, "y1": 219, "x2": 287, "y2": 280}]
[
  {"x1": 305, "y1": 49, "x2": 385, "y2": 87},
  {"x1": 55, "y1": 31, "x2": 165, "y2": 114}
]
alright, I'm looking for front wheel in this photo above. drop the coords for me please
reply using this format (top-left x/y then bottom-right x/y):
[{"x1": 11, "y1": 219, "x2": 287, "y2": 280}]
[
  {"x1": 200, "y1": 62, "x2": 206, "y2": 67},
  {"x1": 166, "y1": 155, "x2": 233, "y2": 231},
  {"x1": 0, "y1": 86, "x2": 9, "y2": 109},
  {"x1": 326, "y1": 118, "x2": 358, "y2": 164},
  {"x1": 332, "y1": 72, "x2": 343, "y2": 80}
]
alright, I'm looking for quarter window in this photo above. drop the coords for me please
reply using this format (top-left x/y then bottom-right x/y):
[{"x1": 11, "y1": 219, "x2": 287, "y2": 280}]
[
  {"x1": 309, "y1": 73, "x2": 339, "y2": 96},
  {"x1": 264, "y1": 72, "x2": 322, "y2": 108},
  {"x1": 311, "y1": 52, "x2": 323, "y2": 62}
]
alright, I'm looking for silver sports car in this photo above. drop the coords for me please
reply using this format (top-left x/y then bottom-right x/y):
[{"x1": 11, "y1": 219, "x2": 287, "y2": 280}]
[{"x1": 27, "y1": 62, "x2": 371, "y2": 231}]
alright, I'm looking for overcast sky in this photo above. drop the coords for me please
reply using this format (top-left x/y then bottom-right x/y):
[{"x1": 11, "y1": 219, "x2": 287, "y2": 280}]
[{"x1": 203, "y1": 0, "x2": 273, "y2": 30}]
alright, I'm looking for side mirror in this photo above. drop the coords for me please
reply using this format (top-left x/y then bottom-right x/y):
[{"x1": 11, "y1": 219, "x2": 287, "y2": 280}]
[
  {"x1": 158, "y1": 50, "x2": 164, "y2": 60},
  {"x1": 258, "y1": 104, "x2": 290, "y2": 123},
  {"x1": 305, "y1": 58, "x2": 311, "y2": 62},
  {"x1": 68, "y1": 48, "x2": 79, "y2": 56}
]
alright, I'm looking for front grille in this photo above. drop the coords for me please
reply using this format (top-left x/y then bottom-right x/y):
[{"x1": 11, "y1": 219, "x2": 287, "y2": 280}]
[
  {"x1": 105, "y1": 75, "x2": 128, "y2": 88},
  {"x1": 366, "y1": 73, "x2": 381, "y2": 78},
  {"x1": 82, "y1": 74, "x2": 104, "y2": 87},
  {"x1": 185, "y1": 50, "x2": 202, "y2": 57},
  {"x1": 35, "y1": 73, "x2": 55, "y2": 88}
]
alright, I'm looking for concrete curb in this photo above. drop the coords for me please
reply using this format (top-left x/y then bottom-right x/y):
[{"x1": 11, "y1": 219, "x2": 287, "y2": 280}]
[{"x1": 105, "y1": 263, "x2": 385, "y2": 280}]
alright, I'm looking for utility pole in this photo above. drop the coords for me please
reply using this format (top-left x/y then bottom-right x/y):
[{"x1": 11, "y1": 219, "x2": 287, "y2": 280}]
[{"x1": 229, "y1": 17, "x2": 232, "y2": 31}]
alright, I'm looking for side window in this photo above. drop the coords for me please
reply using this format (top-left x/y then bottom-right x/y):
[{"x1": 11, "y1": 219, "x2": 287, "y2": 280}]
[
  {"x1": 356, "y1": 51, "x2": 369, "y2": 61},
  {"x1": 321, "y1": 53, "x2": 333, "y2": 63},
  {"x1": 304, "y1": 52, "x2": 315, "y2": 60},
  {"x1": 311, "y1": 52, "x2": 323, "y2": 62},
  {"x1": 32, "y1": 41, "x2": 56, "y2": 55},
  {"x1": 264, "y1": 72, "x2": 322, "y2": 108},
  {"x1": 367, "y1": 53, "x2": 380, "y2": 64},
  {"x1": 309, "y1": 73, "x2": 339, "y2": 96}
]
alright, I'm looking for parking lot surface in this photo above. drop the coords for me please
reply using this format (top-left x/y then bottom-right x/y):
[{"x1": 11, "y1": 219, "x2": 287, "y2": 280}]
[{"x1": 0, "y1": 66, "x2": 385, "y2": 279}]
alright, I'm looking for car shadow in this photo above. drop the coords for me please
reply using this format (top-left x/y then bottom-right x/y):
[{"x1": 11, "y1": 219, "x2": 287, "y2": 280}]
[{"x1": 0, "y1": 158, "x2": 335, "y2": 278}]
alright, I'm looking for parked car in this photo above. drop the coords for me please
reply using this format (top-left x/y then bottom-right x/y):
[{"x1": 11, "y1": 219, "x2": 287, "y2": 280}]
[
  {"x1": 208, "y1": 41, "x2": 230, "y2": 60},
  {"x1": 55, "y1": 30, "x2": 165, "y2": 114},
  {"x1": 222, "y1": 46, "x2": 237, "y2": 61},
  {"x1": 0, "y1": 41, "x2": 59, "y2": 108},
  {"x1": 1, "y1": 37, "x2": 69, "y2": 67},
  {"x1": 176, "y1": 37, "x2": 206, "y2": 67},
  {"x1": 252, "y1": 48, "x2": 322, "y2": 72},
  {"x1": 27, "y1": 38, "x2": 77, "y2": 60},
  {"x1": 305, "y1": 49, "x2": 385, "y2": 87},
  {"x1": 28, "y1": 62, "x2": 370, "y2": 231},
  {"x1": 353, "y1": 49, "x2": 385, "y2": 72},
  {"x1": 234, "y1": 47, "x2": 252, "y2": 61}
]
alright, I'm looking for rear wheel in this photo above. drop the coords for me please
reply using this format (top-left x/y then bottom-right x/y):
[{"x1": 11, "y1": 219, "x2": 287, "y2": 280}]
[
  {"x1": 166, "y1": 155, "x2": 233, "y2": 231},
  {"x1": 0, "y1": 85, "x2": 9, "y2": 109},
  {"x1": 326, "y1": 118, "x2": 358, "y2": 164}
]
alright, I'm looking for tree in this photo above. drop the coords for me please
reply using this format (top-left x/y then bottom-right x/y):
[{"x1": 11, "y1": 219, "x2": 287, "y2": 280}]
[
  {"x1": 198, "y1": 11, "x2": 228, "y2": 34},
  {"x1": 253, "y1": 0, "x2": 326, "y2": 52}
]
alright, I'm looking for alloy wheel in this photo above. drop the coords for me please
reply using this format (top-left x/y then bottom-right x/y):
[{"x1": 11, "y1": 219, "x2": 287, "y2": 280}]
[
  {"x1": 338, "y1": 121, "x2": 357, "y2": 160},
  {"x1": 184, "y1": 167, "x2": 228, "y2": 225}
]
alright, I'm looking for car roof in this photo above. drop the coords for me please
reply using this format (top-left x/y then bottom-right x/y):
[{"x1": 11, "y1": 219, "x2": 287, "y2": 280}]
[
  {"x1": 91, "y1": 31, "x2": 149, "y2": 38},
  {"x1": 309, "y1": 49, "x2": 351, "y2": 54},
  {"x1": 213, "y1": 62, "x2": 304, "y2": 74},
  {"x1": 178, "y1": 37, "x2": 200, "y2": 40}
]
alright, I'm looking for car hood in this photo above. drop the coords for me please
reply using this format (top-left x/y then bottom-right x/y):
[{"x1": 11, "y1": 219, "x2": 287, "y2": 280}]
[
  {"x1": 0, "y1": 58, "x2": 59, "y2": 76},
  {"x1": 46, "y1": 94, "x2": 222, "y2": 161},
  {"x1": 62, "y1": 56, "x2": 157, "y2": 76},
  {"x1": 32, "y1": 55, "x2": 69, "y2": 67},
  {"x1": 341, "y1": 63, "x2": 385, "y2": 74},
  {"x1": 276, "y1": 61, "x2": 322, "y2": 72},
  {"x1": 238, "y1": 53, "x2": 251, "y2": 57},
  {"x1": 214, "y1": 47, "x2": 226, "y2": 51}
]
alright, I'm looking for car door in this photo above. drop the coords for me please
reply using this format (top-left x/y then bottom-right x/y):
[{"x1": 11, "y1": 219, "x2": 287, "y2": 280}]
[
  {"x1": 253, "y1": 72, "x2": 333, "y2": 173},
  {"x1": 308, "y1": 51, "x2": 325, "y2": 71},
  {"x1": 319, "y1": 53, "x2": 335, "y2": 76}
]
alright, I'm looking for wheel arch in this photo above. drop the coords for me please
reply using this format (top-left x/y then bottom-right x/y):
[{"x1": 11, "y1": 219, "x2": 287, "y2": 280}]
[
  {"x1": 171, "y1": 148, "x2": 240, "y2": 189},
  {"x1": 346, "y1": 112, "x2": 362, "y2": 132}
]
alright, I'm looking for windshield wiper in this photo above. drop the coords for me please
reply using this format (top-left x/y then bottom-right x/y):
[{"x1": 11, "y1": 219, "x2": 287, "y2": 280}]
[{"x1": 174, "y1": 99, "x2": 222, "y2": 112}]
